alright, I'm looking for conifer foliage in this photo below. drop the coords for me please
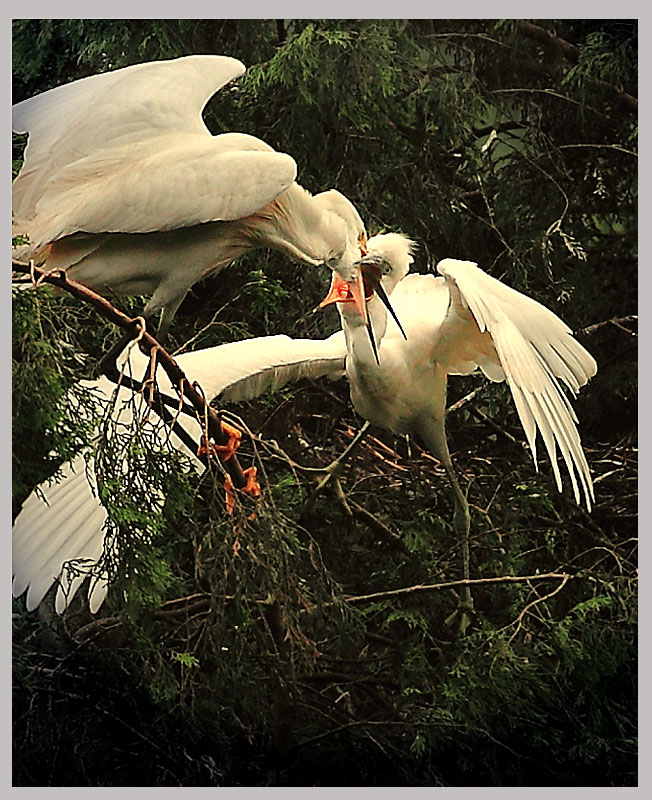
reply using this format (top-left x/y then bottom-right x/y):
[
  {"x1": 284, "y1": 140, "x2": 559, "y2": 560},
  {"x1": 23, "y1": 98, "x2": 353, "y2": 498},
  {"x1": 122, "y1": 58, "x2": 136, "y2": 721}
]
[{"x1": 12, "y1": 19, "x2": 637, "y2": 787}]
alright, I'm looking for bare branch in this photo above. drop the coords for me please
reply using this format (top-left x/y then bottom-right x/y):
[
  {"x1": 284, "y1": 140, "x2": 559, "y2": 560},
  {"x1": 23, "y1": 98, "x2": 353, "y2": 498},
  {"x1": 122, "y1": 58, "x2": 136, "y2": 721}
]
[
  {"x1": 12, "y1": 260, "x2": 254, "y2": 494},
  {"x1": 344, "y1": 571, "x2": 572, "y2": 605},
  {"x1": 348, "y1": 500, "x2": 410, "y2": 555},
  {"x1": 580, "y1": 315, "x2": 637, "y2": 336}
]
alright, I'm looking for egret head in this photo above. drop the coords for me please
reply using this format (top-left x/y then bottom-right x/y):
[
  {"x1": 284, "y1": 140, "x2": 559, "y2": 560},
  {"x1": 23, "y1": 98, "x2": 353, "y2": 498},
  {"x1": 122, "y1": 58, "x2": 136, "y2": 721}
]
[
  {"x1": 311, "y1": 189, "x2": 368, "y2": 320},
  {"x1": 319, "y1": 232, "x2": 416, "y2": 361},
  {"x1": 313, "y1": 189, "x2": 367, "y2": 268},
  {"x1": 320, "y1": 232, "x2": 416, "y2": 309},
  {"x1": 359, "y1": 232, "x2": 416, "y2": 292}
]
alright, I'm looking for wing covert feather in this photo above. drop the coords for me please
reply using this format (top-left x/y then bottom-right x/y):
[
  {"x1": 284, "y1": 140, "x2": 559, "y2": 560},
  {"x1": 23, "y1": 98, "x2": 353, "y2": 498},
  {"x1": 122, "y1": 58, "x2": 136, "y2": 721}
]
[
  {"x1": 12, "y1": 55, "x2": 257, "y2": 238},
  {"x1": 30, "y1": 144, "x2": 297, "y2": 243},
  {"x1": 13, "y1": 55, "x2": 245, "y2": 221}
]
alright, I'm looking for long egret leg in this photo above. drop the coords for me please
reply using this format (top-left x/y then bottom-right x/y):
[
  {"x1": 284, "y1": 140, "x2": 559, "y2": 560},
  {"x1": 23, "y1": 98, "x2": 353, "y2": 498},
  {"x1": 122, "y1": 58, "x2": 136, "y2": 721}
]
[
  {"x1": 421, "y1": 417, "x2": 474, "y2": 634},
  {"x1": 442, "y1": 461, "x2": 474, "y2": 633}
]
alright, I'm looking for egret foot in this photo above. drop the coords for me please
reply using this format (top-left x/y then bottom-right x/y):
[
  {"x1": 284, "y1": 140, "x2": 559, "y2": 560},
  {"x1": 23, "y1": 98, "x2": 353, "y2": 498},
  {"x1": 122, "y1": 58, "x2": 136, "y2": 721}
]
[
  {"x1": 99, "y1": 315, "x2": 158, "y2": 397},
  {"x1": 223, "y1": 467, "x2": 261, "y2": 515},
  {"x1": 242, "y1": 466, "x2": 262, "y2": 498},
  {"x1": 444, "y1": 597, "x2": 475, "y2": 636},
  {"x1": 197, "y1": 421, "x2": 242, "y2": 463}
]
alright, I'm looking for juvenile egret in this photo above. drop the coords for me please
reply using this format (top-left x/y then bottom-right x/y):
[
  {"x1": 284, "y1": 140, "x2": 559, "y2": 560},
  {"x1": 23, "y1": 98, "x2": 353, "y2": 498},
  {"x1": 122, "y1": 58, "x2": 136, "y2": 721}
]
[
  {"x1": 321, "y1": 233, "x2": 596, "y2": 625},
  {"x1": 12, "y1": 54, "x2": 369, "y2": 340},
  {"x1": 12, "y1": 234, "x2": 596, "y2": 618}
]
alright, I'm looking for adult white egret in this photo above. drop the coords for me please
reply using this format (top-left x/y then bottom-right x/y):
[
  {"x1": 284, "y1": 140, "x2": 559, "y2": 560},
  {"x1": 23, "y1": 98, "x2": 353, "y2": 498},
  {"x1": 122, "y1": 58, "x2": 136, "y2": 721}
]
[
  {"x1": 12, "y1": 234, "x2": 596, "y2": 619},
  {"x1": 12, "y1": 54, "x2": 369, "y2": 340}
]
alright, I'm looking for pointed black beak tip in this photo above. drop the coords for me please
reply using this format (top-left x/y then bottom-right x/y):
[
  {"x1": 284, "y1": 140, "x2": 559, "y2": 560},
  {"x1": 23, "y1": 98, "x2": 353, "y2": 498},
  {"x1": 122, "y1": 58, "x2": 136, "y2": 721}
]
[
  {"x1": 366, "y1": 318, "x2": 381, "y2": 365},
  {"x1": 375, "y1": 282, "x2": 408, "y2": 341}
]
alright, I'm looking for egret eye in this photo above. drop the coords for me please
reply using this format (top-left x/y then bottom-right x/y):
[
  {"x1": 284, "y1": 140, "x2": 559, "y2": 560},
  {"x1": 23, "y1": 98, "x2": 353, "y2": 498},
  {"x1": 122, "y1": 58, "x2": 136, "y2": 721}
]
[{"x1": 381, "y1": 263, "x2": 392, "y2": 276}]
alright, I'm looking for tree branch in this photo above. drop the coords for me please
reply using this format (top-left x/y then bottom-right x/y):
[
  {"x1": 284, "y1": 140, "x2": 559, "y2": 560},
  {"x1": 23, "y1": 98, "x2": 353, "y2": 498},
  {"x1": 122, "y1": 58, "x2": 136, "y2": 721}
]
[
  {"x1": 518, "y1": 20, "x2": 581, "y2": 64},
  {"x1": 580, "y1": 315, "x2": 637, "y2": 336},
  {"x1": 12, "y1": 261, "x2": 253, "y2": 493},
  {"x1": 517, "y1": 20, "x2": 638, "y2": 114},
  {"x1": 344, "y1": 571, "x2": 571, "y2": 605}
]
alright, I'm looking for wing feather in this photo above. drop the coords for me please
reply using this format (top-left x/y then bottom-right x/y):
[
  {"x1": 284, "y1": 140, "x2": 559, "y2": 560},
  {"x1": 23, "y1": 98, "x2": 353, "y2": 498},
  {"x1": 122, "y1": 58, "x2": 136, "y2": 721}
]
[
  {"x1": 12, "y1": 454, "x2": 109, "y2": 611},
  {"x1": 28, "y1": 143, "x2": 297, "y2": 245},
  {"x1": 12, "y1": 55, "x2": 298, "y2": 245},
  {"x1": 13, "y1": 55, "x2": 245, "y2": 223},
  {"x1": 13, "y1": 331, "x2": 346, "y2": 612},
  {"x1": 175, "y1": 332, "x2": 347, "y2": 402},
  {"x1": 437, "y1": 258, "x2": 596, "y2": 509}
]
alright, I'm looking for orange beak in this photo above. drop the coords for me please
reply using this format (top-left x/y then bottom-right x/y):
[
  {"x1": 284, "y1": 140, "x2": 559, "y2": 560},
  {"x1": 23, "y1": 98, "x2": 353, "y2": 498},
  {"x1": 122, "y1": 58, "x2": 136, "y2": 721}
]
[{"x1": 319, "y1": 271, "x2": 369, "y2": 323}]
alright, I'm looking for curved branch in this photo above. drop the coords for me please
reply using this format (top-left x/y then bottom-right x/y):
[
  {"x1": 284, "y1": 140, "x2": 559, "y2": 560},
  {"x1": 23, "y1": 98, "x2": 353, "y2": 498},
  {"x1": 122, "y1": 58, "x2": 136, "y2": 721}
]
[
  {"x1": 12, "y1": 260, "x2": 252, "y2": 492},
  {"x1": 344, "y1": 571, "x2": 572, "y2": 605}
]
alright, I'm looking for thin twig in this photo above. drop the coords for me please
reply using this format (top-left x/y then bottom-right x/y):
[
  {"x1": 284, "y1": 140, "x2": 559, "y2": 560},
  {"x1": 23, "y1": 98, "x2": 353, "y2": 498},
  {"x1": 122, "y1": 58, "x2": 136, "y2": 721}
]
[
  {"x1": 447, "y1": 387, "x2": 483, "y2": 414},
  {"x1": 343, "y1": 571, "x2": 571, "y2": 605},
  {"x1": 558, "y1": 144, "x2": 637, "y2": 159}
]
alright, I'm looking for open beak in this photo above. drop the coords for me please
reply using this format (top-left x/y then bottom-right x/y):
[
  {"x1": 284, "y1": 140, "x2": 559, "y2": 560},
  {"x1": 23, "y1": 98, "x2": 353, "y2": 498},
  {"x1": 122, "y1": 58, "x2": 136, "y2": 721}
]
[
  {"x1": 319, "y1": 272, "x2": 380, "y2": 365},
  {"x1": 320, "y1": 270, "x2": 368, "y2": 320},
  {"x1": 375, "y1": 281, "x2": 407, "y2": 341}
]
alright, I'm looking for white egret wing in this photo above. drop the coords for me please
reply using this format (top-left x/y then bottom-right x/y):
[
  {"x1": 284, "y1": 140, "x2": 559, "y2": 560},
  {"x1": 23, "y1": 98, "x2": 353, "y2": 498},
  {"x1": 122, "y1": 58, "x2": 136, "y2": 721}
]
[
  {"x1": 13, "y1": 332, "x2": 346, "y2": 612},
  {"x1": 13, "y1": 55, "x2": 245, "y2": 222},
  {"x1": 437, "y1": 258, "x2": 597, "y2": 509},
  {"x1": 12, "y1": 452, "x2": 110, "y2": 613},
  {"x1": 176, "y1": 332, "x2": 347, "y2": 402},
  {"x1": 28, "y1": 142, "x2": 298, "y2": 244}
]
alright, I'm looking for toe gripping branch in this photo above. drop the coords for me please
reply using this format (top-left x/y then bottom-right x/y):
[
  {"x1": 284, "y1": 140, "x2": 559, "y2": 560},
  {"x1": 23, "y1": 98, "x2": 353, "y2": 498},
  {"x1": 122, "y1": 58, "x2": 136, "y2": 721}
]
[
  {"x1": 197, "y1": 420, "x2": 261, "y2": 515},
  {"x1": 12, "y1": 259, "x2": 262, "y2": 517}
]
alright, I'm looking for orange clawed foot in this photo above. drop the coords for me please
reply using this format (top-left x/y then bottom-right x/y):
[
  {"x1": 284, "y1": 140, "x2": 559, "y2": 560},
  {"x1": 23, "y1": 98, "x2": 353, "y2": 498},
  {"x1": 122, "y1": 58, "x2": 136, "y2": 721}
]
[
  {"x1": 197, "y1": 420, "x2": 242, "y2": 462},
  {"x1": 224, "y1": 467, "x2": 261, "y2": 515},
  {"x1": 241, "y1": 466, "x2": 261, "y2": 498}
]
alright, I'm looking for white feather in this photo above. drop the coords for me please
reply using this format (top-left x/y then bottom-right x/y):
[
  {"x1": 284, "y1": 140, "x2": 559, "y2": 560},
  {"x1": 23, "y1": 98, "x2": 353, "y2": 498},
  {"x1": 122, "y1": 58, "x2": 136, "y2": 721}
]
[
  {"x1": 13, "y1": 334, "x2": 346, "y2": 612},
  {"x1": 437, "y1": 258, "x2": 596, "y2": 509},
  {"x1": 13, "y1": 55, "x2": 247, "y2": 227}
]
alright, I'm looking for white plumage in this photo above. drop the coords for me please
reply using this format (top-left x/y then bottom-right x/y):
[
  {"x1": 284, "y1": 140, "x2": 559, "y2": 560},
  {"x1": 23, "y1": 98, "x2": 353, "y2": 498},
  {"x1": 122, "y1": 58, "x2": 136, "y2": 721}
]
[
  {"x1": 12, "y1": 333, "x2": 347, "y2": 613},
  {"x1": 12, "y1": 55, "x2": 367, "y2": 338},
  {"x1": 12, "y1": 233, "x2": 596, "y2": 614}
]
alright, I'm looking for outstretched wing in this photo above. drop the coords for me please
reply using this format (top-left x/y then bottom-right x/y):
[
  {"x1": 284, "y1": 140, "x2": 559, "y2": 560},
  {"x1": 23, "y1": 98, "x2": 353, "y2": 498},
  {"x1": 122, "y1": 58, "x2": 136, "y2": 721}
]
[
  {"x1": 437, "y1": 259, "x2": 597, "y2": 509},
  {"x1": 11, "y1": 452, "x2": 112, "y2": 614},
  {"x1": 176, "y1": 332, "x2": 347, "y2": 402},
  {"x1": 13, "y1": 55, "x2": 298, "y2": 243},
  {"x1": 12, "y1": 332, "x2": 346, "y2": 613}
]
